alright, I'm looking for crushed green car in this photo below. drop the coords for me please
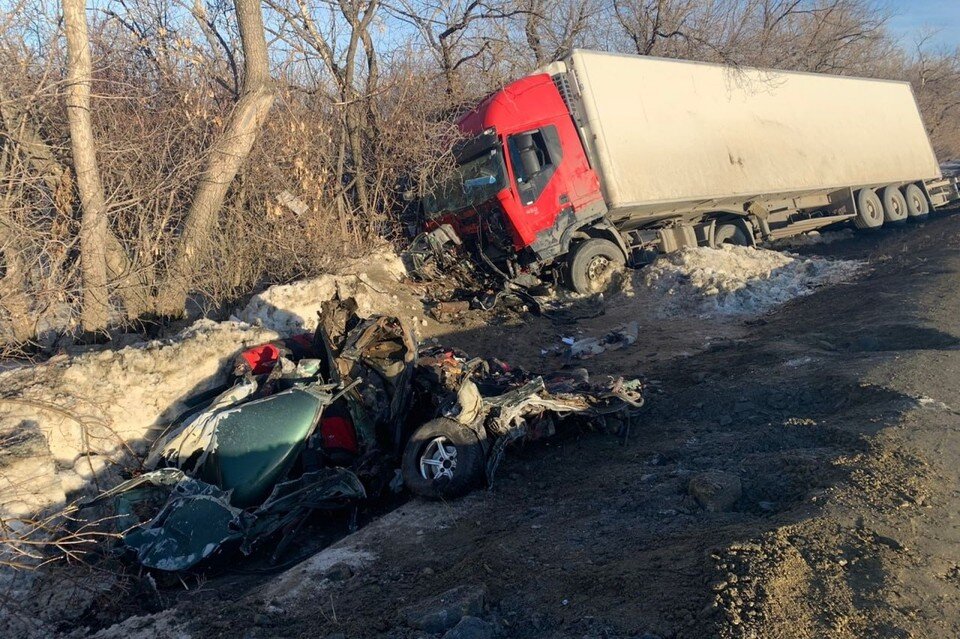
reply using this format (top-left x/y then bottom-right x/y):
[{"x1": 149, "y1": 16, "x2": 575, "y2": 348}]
[{"x1": 84, "y1": 298, "x2": 643, "y2": 572}]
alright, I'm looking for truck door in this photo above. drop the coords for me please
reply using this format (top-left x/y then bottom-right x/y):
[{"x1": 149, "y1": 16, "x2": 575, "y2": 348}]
[{"x1": 505, "y1": 126, "x2": 566, "y2": 246}]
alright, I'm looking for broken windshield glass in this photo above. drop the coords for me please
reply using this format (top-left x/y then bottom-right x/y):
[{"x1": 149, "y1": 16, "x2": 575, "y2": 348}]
[{"x1": 422, "y1": 146, "x2": 506, "y2": 218}]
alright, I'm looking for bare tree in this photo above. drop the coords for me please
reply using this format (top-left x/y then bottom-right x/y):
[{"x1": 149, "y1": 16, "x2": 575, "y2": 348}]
[
  {"x1": 156, "y1": 0, "x2": 276, "y2": 316},
  {"x1": 388, "y1": 0, "x2": 525, "y2": 100},
  {"x1": 515, "y1": 0, "x2": 595, "y2": 67},
  {"x1": 63, "y1": 0, "x2": 112, "y2": 332},
  {"x1": 906, "y1": 36, "x2": 960, "y2": 159}
]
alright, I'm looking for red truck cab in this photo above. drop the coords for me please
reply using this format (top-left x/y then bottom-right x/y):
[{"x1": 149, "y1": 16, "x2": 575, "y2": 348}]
[{"x1": 422, "y1": 74, "x2": 608, "y2": 271}]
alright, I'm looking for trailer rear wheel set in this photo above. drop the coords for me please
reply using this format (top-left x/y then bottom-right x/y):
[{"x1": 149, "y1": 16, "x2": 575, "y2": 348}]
[{"x1": 856, "y1": 182, "x2": 935, "y2": 229}]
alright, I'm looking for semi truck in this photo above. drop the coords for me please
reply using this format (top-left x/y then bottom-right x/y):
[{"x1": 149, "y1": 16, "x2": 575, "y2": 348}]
[{"x1": 421, "y1": 49, "x2": 960, "y2": 293}]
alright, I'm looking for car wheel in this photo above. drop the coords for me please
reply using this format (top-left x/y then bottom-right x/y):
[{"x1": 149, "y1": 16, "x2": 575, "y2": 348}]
[
  {"x1": 402, "y1": 418, "x2": 485, "y2": 500},
  {"x1": 568, "y1": 238, "x2": 626, "y2": 295}
]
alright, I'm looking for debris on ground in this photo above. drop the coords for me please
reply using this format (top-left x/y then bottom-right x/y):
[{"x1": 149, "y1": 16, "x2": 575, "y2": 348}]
[
  {"x1": 403, "y1": 224, "x2": 545, "y2": 321},
  {"x1": 688, "y1": 470, "x2": 743, "y2": 512},
  {"x1": 641, "y1": 245, "x2": 863, "y2": 317},
  {"x1": 565, "y1": 321, "x2": 639, "y2": 359},
  {"x1": 401, "y1": 583, "x2": 487, "y2": 632}
]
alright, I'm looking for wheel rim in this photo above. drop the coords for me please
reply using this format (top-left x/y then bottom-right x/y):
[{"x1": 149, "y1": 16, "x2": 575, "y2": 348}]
[
  {"x1": 866, "y1": 200, "x2": 880, "y2": 221},
  {"x1": 586, "y1": 255, "x2": 611, "y2": 281},
  {"x1": 419, "y1": 436, "x2": 458, "y2": 481},
  {"x1": 910, "y1": 193, "x2": 926, "y2": 215}
]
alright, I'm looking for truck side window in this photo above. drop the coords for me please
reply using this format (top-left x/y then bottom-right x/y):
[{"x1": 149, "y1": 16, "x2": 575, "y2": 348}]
[{"x1": 508, "y1": 126, "x2": 562, "y2": 205}]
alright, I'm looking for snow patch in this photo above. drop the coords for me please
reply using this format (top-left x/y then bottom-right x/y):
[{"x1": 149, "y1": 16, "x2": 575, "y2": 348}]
[
  {"x1": 640, "y1": 245, "x2": 863, "y2": 317},
  {"x1": 0, "y1": 319, "x2": 280, "y2": 520},
  {"x1": 239, "y1": 249, "x2": 413, "y2": 334}
]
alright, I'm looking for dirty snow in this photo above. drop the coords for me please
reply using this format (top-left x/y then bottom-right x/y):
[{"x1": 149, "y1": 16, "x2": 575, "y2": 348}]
[
  {"x1": 639, "y1": 245, "x2": 863, "y2": 317},
  {"x1": 238, "y1": 248, "x2": 416, "y2": 334},
  {"x1": 263, "y1": 498, "x2": 467, "y2": 604}
]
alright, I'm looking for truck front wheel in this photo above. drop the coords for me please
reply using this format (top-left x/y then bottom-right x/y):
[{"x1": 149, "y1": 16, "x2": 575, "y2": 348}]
[
  {"x1": 568, "y1": 238, "x2": 627, "y2": 295},
  {"x1": 854, "y1": 188, "x2": 884, "y2": 229}
]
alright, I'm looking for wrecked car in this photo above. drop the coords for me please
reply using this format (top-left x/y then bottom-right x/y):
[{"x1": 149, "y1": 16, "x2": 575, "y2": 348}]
[{"x1": 83, "y1": 299, "x2": 642, "y2": 571}]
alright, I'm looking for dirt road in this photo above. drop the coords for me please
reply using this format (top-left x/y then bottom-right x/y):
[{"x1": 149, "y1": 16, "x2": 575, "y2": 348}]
[{"x1": 82, "y1": 211, "x2": 960, "y2": 638}]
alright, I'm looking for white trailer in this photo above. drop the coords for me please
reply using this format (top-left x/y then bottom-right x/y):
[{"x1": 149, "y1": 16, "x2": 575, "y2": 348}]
[{"x1": 544, "y1": 50, "x2": 958, "y2": 252}]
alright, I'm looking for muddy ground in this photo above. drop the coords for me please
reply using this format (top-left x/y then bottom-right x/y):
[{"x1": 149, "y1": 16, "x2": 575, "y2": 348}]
[{"x1": 24, "y1": 210, "x2": 960, "y2": 638}]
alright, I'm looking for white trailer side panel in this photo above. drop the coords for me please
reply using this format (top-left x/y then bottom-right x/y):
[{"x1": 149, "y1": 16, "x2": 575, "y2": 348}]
[{"x1": 565, "y1": 50, "x2": 941, "y2": 214}]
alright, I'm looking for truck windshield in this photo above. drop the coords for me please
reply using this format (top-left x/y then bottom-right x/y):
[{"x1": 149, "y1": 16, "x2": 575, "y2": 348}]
[{"x1": 422, "y1": 146, "x2": 506, "y2": 218}]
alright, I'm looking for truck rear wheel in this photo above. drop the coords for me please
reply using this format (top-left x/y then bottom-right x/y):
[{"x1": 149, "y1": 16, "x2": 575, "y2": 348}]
[
  {"x1": 854, "y1": 188, "x2": 884, "y2": 229},
  {"x1": 713, "y1": 222, "x2": 751, "y2": 247},
  {"x1": 568, "y1": 238, "x2": 626, "y2": 295},
  {"x1": 902, "y1": 184, "x2": 930, "y2": 218},
  {"x1": 880, "y1": 186, "x2": 908, "y2": 223}
]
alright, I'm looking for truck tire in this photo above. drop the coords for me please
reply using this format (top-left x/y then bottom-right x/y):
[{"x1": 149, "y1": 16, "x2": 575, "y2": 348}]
[
  {"x1": 402, "y1": 418, "x2": 485, "y2": 500},
  {"x1": 879, "y1": 186, "x2": 908, "y2": 223},
  {"x1": 713, "y1": 222, "x2": 751, "y2": 247},
  {"x1": 854, "y1": 188, "x2": 884, "y2": 229},
  {"x1": 902, "y1": 183, "x2": 930, "y2": 218},
  {"x1": 568, "y1": 238, "x2": 626, "y2": 295}
]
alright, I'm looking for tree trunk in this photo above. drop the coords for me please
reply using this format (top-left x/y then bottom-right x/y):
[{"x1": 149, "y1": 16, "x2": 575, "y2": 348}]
[
  {"x1": 156, "y1": 0, "x2": 275, "y2": 316},
  {"x1": 1, "y1": 81, "x2": 151, "y2": 321},
  {"x1": 63, "y1": 0, "x2": 111, "y2": 332}
]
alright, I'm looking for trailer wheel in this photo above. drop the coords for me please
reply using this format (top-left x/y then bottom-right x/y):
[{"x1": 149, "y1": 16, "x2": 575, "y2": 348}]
[
  {"x1": 568, "y1": 238, "x2": 626, "y2": 295},
  {"x1": 713, "y1": 222, "x2": 751, "y2": 247},
  {"x1": 854, "y1": 188, "x2": 884, "y2": 229},
  {"x1": 879, "y1": 186, "x2": 909, "y2": 223},
  {"x1": 402, "y1": 418, "x2": 485, "y2": 500},
  {"x1": 902, "y1": 184, "x2": 930, "y2": 218}
]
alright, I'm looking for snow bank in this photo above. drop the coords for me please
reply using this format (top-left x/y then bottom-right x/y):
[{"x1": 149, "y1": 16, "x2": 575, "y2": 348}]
[
  {"x1": 640, "y1": 245, "x2": 863, "y2": 317},
  {"x1": 0, "y1": 320, "x2": 281, "y2": 519},
  {"x1": 238, "y1": 249, "x2": 414, "y2": 334}
]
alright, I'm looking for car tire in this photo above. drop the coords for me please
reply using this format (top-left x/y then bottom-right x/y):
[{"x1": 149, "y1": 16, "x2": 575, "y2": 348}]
[
  {"x1": 902, "y1": 183, "x2": 930, "y2": 218},
  {"x1": 713, "y1": 222, "x2": 751, "y2": 247},
  {"x1": 854, "y1": 188, "x2": 884, "y2": 229},
  {"x1": 402, "y1": 418, "x2": 485, "y2": 500},
  {"x1": 568, "y1": 238, "x2": 626, "y2": 295}
]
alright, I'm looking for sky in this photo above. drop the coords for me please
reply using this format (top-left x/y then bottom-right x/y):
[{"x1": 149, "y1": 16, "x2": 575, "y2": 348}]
[{"x1": 885, "y1": 0, "x2": 960, "y2": 51}]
